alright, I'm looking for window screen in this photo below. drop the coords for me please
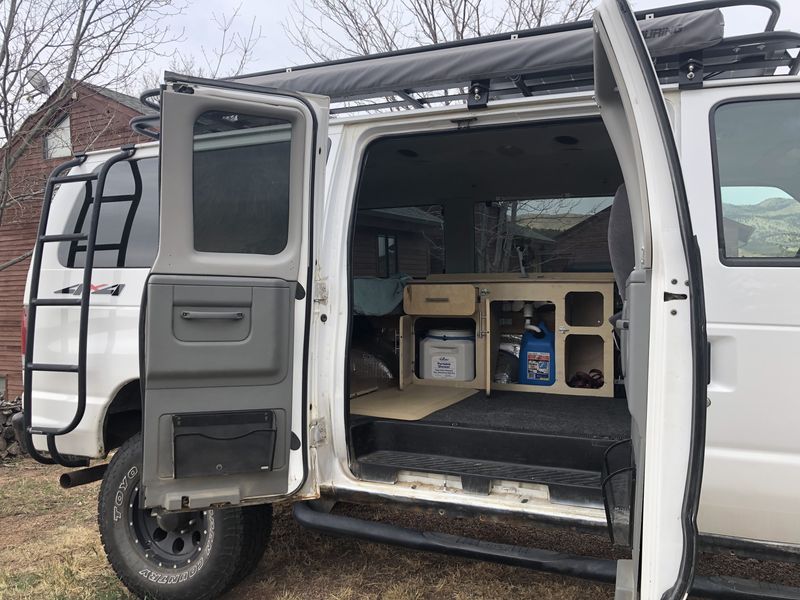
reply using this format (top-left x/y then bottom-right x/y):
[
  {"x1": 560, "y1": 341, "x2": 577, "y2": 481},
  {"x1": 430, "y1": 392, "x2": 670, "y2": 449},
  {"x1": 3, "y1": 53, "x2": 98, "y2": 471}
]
[
  {"x1": 58, "y1": 158, "x2": 159, "y2": 268},
  {"x1": 192, "y1": 110, "x2": 292, "y2": 255},
  {"x1": 713, "y1": 98, "x2": 800, "y2": 261}
]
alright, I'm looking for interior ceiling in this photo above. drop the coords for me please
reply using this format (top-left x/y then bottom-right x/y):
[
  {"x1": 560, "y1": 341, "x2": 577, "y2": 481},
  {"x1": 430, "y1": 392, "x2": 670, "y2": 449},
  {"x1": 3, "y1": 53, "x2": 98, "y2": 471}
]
[{"x1": 358, "y1": 119, "x2": 623, "y2": 209}]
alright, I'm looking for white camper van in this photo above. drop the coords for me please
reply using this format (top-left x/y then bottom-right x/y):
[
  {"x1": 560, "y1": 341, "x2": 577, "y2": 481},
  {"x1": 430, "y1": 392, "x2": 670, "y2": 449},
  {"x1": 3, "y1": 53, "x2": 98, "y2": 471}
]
[{"x1": 16, "y1": 0, "x2": 800, "y2": 598}]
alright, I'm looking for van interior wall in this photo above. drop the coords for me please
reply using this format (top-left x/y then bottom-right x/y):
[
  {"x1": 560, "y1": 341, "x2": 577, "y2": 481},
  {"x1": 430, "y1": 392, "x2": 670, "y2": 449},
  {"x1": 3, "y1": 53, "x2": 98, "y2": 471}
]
[{"x1": 346, "y1": 117, "x2": 631, "y2": 509}]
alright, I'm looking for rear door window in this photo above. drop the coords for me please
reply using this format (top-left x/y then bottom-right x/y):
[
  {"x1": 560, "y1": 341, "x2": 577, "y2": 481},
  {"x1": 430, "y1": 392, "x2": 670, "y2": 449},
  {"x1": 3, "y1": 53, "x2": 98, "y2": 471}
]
[{"x1": 192, "y1": 111, "x2": 292, "y2": 256}]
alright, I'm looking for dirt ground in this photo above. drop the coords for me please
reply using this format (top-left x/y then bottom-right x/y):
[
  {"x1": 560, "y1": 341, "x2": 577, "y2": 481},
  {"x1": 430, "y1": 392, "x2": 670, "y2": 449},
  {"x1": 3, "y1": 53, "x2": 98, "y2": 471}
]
[{"x1": 1, "y1": 459, "x2": 798, "y2": 600}]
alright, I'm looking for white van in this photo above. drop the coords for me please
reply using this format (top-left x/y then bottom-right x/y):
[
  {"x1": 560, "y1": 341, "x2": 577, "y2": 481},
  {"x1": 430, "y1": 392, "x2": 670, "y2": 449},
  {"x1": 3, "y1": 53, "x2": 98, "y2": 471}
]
[{"x1": 16, "y1": 0, "x2": 800, "y2": 598}]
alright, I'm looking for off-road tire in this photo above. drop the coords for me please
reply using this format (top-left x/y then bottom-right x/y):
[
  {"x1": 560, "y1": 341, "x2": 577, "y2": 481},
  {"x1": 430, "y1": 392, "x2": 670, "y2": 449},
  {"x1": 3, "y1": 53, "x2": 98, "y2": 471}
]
[
  {"x1": 228, "y1": 504, "x2": 272, "y2": 588},
  {"x1": 98, "y1": 433, "x2": 270, "y2": 600}
]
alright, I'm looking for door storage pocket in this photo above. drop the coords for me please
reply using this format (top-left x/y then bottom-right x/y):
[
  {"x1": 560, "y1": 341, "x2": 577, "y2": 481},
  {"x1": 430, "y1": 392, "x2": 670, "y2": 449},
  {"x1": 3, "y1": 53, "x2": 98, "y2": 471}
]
[{"x1": 172, "y1": 410, "x2": 277, "y2": 478}]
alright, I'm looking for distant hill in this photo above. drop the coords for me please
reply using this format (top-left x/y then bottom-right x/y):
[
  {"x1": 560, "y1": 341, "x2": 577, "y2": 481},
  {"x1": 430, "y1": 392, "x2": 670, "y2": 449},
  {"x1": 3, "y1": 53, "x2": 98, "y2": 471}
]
[{"x1": 723, "y1": 196, "x2": 800, "y2": 257}]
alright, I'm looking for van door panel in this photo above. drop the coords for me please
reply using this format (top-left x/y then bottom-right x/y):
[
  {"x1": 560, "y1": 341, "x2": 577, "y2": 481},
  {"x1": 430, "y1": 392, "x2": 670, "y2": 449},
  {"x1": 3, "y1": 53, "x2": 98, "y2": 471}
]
[
  {"x1": 141, "y1": 76, "x2": 328, "y2": 510},
  {"x1": 594, "y1": 0, "x2": 708, "y2": 597}
]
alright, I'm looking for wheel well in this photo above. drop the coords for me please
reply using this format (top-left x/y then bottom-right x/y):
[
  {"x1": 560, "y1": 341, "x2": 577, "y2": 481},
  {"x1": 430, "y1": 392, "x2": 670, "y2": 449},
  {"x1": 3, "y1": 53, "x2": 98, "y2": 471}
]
[{"x1": 103, "y1": 380, "x2": 142, "y2": 453}]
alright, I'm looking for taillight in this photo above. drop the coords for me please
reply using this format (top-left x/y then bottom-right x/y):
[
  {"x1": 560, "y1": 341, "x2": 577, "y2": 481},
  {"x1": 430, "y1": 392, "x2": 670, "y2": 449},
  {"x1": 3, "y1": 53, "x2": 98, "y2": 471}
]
[{"x1": 21, "y1": 306, "x2": 28, "y2": 362}]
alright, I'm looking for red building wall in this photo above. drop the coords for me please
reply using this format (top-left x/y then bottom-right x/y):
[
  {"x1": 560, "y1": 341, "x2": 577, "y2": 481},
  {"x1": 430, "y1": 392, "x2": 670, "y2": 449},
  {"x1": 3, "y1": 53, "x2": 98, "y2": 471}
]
[{"x1": 0, "y1": 86, "x2": 149, "y2": 399}]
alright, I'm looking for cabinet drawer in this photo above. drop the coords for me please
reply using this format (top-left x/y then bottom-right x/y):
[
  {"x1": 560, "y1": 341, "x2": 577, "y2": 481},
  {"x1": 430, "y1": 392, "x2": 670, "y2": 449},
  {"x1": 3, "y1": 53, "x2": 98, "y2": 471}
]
[{"x1": 403, "y1": 284, "x2": 476, "y2": 316}]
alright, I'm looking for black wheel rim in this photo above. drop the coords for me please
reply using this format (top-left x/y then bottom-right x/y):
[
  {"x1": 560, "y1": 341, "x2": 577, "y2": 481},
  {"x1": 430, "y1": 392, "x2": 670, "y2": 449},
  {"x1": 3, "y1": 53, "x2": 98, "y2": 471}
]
[{"x1": 128, "y1": 484, "x2": 208, "y2": 568}]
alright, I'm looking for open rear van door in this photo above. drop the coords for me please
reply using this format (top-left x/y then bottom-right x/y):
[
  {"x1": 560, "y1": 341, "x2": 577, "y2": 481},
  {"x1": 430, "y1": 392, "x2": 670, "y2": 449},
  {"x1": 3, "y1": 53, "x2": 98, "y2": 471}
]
[
  {"x1": 593, "y1": 1, "x2": 709, "y2": 598},
  {"x1": 140, "y1": 74, "x2": 328, "y2": 511}
]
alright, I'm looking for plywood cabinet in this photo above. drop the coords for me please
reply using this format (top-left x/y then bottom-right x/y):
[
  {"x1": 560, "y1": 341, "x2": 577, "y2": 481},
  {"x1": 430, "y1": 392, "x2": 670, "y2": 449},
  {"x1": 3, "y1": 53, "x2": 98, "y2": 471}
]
[{"x1": 400, "y1": 274, "x2": 615, "y2": 397}]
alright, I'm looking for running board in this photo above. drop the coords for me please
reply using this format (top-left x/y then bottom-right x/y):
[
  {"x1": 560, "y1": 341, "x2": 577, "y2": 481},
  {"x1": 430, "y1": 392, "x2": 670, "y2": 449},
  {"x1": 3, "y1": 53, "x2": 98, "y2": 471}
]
[
  {"x1": 293, "y1": 502, "x2": 800, "y2": 600},
  {"x1": 357, "y1": 449, "x2": 601, "y2": 506}
]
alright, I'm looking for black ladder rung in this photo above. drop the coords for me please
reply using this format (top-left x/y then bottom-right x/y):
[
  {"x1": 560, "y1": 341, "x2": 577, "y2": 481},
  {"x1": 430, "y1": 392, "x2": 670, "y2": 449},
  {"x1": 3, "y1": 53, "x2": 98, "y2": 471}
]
[
  {"x1": 51, "y1": 173, "x2": 97, "y2": 184},
  {"x1": 40, "y1": 233, "x2": 88, "y2": 243},
  {"x1": 90, "y1": 194, "x2": 137, "y2": 204},
  {"x1": 72, "y1": 243, "x2": 121, "y2": 252},
  {"x1": 31, "y1": 298, "x2": 82, "y2": 307},
  {"x1": 27, "y1": 363, "x2": 79, "y2": 373},
  {"x1": 28, "y1": 426, "x2": 65, "y2": 436}
]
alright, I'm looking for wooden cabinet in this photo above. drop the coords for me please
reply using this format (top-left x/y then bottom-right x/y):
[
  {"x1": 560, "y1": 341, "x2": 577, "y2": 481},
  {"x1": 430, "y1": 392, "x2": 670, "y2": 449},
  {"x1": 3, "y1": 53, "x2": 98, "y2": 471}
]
[{"x1": 400, "y1": 274, "x2": 615, "y2": 397}]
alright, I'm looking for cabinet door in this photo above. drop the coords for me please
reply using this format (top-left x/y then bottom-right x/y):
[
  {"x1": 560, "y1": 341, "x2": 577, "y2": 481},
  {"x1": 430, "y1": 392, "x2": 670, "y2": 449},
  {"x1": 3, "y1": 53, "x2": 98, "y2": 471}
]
[
  {"x1": 399, "y1": 315, "x2": 413, "y2": 390},
  {"x1": 483, "y1": 298, "x2": 496, "y2": 395}
]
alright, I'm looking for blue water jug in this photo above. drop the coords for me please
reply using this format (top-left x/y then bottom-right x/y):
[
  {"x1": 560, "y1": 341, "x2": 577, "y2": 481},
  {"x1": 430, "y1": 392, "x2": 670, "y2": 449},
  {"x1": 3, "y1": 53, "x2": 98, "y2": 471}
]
[{"x1": 517, "y1": 322, "x2": 556, "y2": 386}]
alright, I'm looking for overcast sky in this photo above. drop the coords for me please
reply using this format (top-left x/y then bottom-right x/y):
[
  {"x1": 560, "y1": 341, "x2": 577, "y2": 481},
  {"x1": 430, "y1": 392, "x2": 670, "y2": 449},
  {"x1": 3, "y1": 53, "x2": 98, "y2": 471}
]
[{"x1": 147, "y1": 0, "x2": 800, "y2": 80}]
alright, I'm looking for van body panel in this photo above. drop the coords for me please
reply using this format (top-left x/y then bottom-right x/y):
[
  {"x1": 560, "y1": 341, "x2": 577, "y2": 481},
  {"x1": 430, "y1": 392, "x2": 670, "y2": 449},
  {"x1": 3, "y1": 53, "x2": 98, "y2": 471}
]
[{"x1": 680, "y1": 80, "x2": 800, "y2": 545}]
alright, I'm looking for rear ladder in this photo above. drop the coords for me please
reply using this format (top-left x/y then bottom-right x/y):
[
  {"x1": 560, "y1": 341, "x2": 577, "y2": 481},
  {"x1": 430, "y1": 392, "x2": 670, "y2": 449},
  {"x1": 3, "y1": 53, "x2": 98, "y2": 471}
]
[{"x1": 23, "y1": 145, "x2": 138, "y2": 467}]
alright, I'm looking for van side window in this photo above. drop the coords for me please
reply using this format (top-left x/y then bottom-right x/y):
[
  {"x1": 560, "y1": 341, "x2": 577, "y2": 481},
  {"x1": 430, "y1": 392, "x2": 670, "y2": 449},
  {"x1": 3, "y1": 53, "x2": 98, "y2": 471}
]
[
  {"x1": 58, "y1": 158, "x2": 159, "y2": 268},
  {"x1": 192, "y1": 111, "x2": 291, "y2": 255},
  {"x1": 353, "y1": 206, "x2": 445, "y2": 278},
  {"x1": 474, "y1": 197, "x2": 614, "y2": 273},
  {"x1": 712, "y1": 98, "x2": 800, "y2": 263}
]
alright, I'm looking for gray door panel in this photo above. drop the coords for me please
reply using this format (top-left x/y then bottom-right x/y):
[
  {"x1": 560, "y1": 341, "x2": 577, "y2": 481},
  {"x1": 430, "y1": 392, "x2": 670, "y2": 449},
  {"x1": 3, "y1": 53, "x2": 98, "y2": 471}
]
[
  {"x1": 147, "y1": 275, "x2": 293, "y2": 387},
  {"x1": 141, "y1": 77, "x2": 328, "y2": 510},
  {"x1": 143, "y1": 274, "x2": 296, "y2": 509}
]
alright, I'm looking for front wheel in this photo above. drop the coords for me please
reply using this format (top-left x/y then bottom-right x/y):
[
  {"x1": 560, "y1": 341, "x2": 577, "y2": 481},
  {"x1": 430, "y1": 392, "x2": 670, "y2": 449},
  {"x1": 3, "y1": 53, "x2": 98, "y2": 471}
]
[{"x1": 98, "y1": 433, "x2": 271, "y2": 599}]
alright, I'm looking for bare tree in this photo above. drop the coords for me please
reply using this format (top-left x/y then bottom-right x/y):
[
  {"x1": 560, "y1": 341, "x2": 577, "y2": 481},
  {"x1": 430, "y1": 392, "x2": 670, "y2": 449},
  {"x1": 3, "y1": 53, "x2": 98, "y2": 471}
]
[
  {"x1": 285, "y1": 0, "x2": 594, "y2": 61},
  {"x1": 500, "y1": 0, "x2": 594, "y2": 29},
  {"x1": 143, "y1": 4, "x2": 265, "y2": 84},
  {"x1": 0, "y1": 0, "x2": 180, "y2": 228}
]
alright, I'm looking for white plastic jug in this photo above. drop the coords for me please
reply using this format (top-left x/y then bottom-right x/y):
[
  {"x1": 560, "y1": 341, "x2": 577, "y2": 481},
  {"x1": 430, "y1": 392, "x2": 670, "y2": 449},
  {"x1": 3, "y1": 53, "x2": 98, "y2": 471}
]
[{"x1": 420, "y1": 328, "x2": 475, "y2": 382}]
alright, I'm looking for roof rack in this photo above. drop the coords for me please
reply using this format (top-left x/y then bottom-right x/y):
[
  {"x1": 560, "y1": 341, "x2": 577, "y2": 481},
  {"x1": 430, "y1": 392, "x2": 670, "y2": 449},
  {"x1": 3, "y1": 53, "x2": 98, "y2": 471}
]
[{"x1": 135, "y1": 0, "x2": 799, "y2": 129}]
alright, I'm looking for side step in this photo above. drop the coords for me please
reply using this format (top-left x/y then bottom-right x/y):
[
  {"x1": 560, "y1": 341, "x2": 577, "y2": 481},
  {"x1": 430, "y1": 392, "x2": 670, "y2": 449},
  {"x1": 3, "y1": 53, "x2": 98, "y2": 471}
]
[
  {"x1": 293, "y1": 502, "x2": 800, "y2": 600},
  {"x1": 357, "y1": 449, "x2": 601, "y2": 505}
]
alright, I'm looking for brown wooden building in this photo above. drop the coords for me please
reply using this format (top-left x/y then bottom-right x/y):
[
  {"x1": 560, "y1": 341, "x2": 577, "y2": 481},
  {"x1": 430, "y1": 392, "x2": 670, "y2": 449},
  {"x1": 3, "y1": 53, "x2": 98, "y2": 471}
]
[{"x1": 0, "y1": 83, "x2": 151, "y2": 400}]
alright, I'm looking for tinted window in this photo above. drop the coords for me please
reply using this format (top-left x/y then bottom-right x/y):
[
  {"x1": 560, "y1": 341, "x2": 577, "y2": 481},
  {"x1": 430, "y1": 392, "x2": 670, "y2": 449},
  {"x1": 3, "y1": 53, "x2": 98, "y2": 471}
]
[
  {"x1": 58, "y1": 158, "x2": 159, "y2": 268},
  {"x1": 352, "y1": 206, "x2": 444, "y2": 278},
  {"x1": 474, "y1": 197, "x2": 613, "y2": 273},
  {"x1": 714, "y1": 99, "x2": 800, "y2": 261},
  {"x1": 192, "y1": 110, "x2": 292, "y2": 255}
]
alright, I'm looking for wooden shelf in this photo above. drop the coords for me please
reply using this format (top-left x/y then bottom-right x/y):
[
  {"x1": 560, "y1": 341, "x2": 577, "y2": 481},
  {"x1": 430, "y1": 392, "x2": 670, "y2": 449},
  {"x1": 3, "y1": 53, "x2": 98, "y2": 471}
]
[{"x1": 399, "y1": 275, "x2": 615, "y2": 398}]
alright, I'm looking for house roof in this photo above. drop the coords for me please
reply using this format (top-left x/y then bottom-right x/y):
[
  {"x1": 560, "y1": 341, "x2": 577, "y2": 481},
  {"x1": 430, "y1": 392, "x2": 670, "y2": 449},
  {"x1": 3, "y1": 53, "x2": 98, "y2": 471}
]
[
  {"x1": 82, "y1": 82, "x2": 155, "y2": 115},
  {"x1": 369, "y1": 207, "x2": 444, "y2": 226}
]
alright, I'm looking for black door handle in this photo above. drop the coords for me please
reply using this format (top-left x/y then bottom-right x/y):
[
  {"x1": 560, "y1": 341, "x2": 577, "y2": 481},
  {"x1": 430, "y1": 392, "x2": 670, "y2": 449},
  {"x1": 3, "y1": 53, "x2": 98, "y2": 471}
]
[{"x1": 180, "y1": 310, "x2": 244, "y2": 320}]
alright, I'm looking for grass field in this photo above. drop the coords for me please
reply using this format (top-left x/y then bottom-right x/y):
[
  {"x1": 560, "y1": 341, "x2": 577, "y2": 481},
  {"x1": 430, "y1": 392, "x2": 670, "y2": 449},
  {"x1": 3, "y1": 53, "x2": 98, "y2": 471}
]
[{"x1": 1, "y1": 458, "x2": 798, "y2": 600}]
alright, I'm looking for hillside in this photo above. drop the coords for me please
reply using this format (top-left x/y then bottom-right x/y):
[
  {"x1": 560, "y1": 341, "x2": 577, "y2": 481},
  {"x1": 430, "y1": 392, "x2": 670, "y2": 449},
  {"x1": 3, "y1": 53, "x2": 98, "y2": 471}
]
[{"x1": 722, "y1": 196, "x2": 800, "y2": 258}]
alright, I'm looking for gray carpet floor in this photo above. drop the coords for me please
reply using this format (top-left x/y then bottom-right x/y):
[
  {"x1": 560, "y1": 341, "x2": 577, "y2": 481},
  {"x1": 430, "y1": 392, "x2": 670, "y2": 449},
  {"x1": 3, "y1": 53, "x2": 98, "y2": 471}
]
[{"x1": 423, "y1": 390, "x2": 630, "y2": 439}]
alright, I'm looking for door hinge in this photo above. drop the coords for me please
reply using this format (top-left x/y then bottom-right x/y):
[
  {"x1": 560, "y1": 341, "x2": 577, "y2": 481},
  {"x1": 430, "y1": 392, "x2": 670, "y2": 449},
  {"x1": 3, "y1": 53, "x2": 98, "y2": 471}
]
[
  {"x1": 313, "y1": 282, "x2": 328, "y2": 304},
  {"x1": 310, "y1": 419, "x2": 327, "y2": 447}
]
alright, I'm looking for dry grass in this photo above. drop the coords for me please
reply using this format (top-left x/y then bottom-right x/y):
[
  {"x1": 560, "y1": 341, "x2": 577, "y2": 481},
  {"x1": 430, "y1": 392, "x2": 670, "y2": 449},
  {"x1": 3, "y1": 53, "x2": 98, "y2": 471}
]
[{"x1": 1, "y1": 458, "x2": 798, "y2": 600}]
